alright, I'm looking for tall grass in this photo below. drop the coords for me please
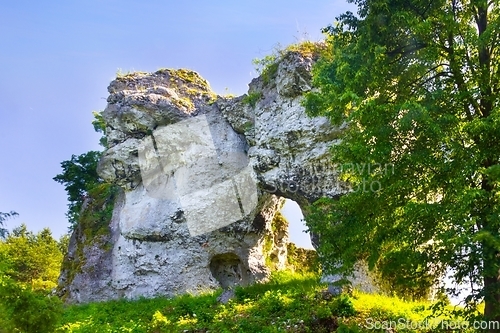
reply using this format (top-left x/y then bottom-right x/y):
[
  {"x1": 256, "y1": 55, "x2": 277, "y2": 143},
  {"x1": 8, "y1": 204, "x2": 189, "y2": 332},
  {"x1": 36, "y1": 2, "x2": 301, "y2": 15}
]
[{"x1": 56, "y1": 271, "x2": 475, "y2": 333}]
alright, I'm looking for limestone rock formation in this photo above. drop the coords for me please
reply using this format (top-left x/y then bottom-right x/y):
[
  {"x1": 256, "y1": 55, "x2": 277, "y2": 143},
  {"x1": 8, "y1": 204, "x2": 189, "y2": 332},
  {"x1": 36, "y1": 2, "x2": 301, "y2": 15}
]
[{"x1": 58, "y1": 49, "x2": 362, "y2": 304}]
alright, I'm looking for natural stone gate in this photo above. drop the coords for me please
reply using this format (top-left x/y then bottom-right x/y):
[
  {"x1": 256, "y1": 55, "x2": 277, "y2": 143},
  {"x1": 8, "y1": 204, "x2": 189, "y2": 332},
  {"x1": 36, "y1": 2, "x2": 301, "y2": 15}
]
[{"x1": 58, "y1": 50, "x2": 352, "y2": 303}]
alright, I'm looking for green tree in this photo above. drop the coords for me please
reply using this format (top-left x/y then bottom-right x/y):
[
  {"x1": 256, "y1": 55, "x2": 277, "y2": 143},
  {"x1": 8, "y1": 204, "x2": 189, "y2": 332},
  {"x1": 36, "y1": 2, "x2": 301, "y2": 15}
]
[
  {"x1": 53, "y1": 150, "x2": 103, "y2": 227},
  {"x1": 54, "y1": 111, "x2": 111, "y2": 229},
  {"x1": 304, "y1": 0, "x2": 500, "y2": 325},
  {"x1": 0, "y1": 211, "x2": 18, "y2": 239},
  {"x1": 0, "y1": 225, "x2": 64, "y2": 332},
  {"x1": 0, "y1": 224, "x2": 63, "y2": 290},
  {"x1": 92, "y1": 110, "x2": 108, "y2": 148},
  {"x1": 0, "y1": 276, "x2": 63, "y2": 333},
  {"x1": 58, "y1": 233, "x2": 71, "y2": 257}
]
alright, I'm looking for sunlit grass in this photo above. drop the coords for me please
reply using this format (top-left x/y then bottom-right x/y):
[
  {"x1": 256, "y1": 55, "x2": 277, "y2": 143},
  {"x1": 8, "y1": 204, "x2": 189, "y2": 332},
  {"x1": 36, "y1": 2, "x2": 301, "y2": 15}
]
[{"x1": 56, "y1": 270, "x2": 478, "y2": 333}]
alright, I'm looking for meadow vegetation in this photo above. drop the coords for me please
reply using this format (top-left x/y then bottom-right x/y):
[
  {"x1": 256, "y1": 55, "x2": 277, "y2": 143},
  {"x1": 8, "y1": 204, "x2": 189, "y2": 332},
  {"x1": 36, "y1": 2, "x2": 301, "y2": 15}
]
[
  {"x1": 54, "y1": 270, "x2": 479, "y2": 333},
  {"x1": 0, "y1": 219, "x2": 479, "y2": 332}
]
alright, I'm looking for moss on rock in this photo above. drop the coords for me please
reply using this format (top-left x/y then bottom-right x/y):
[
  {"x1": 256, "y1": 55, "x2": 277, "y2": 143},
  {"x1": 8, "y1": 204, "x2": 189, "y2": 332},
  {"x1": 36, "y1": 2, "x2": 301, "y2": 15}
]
[
  {"x1": 263, "y1": 212, "x2": 289, "y2": 271},
  {"x1": 287, "y1": 243, "x2": 319, "y2": 274},
  {"x1": 252, "y1": 41, "x2": 326, "y2": 86},
  {"x1": 57, "y1": 183, "x2": 119, "y2": 301}
]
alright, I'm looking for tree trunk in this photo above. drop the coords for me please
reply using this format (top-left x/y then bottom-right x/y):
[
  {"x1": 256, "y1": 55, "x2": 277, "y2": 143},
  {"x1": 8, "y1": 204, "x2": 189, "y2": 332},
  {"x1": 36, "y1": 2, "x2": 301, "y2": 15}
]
[
  {"x1": 483, "y1": 273, "x2": 500, "y2": 333},
  {"x1": 476, "y1": 3, "x2": 498, "y2": 329}
]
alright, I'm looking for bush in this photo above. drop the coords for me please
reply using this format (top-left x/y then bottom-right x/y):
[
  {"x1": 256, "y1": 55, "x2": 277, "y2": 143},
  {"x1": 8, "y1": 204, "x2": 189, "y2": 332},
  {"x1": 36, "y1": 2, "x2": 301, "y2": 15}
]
[
  {"x1": 331, "y1": 294, "x2": 357, "y2": 318},
  {"x1": 336, "y1": 322, "x2": 363, "y2": 333},
  {"x1": 241, "y1": 91, "x2": 262, "y2": 108},
  {"x1": 0, "y1": 279, "x2": 63, "y2": 333}
]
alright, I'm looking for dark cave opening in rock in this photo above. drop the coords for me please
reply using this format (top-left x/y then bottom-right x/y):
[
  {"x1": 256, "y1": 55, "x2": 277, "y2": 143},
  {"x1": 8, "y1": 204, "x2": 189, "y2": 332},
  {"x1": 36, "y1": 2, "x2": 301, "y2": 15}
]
[{"x1": 209, "y1": 253, "x2": 248, "y2": 289}]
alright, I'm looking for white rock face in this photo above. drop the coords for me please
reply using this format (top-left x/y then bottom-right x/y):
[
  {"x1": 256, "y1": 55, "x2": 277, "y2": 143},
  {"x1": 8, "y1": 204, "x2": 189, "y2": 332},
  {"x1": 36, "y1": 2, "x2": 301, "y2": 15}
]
[{"x1": 58, "y1": 51, "x2": 373, "y2": 303}]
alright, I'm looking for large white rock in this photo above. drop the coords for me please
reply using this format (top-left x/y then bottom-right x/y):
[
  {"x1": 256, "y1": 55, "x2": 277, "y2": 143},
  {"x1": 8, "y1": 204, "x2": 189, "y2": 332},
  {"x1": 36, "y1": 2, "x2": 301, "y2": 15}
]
[{"x1": 58, "y1": 50, "x2": 373, "y2": 303}]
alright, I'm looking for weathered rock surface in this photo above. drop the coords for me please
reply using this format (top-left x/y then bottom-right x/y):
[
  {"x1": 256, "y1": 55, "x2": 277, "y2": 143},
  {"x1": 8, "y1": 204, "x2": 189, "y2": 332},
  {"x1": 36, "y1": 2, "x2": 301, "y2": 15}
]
[
  {"x1": 58, "y1": 50, "x2": 371, "y2": 303},
  {"x1": 219, "y1": 51, "x2": 349, "y2": 206}
]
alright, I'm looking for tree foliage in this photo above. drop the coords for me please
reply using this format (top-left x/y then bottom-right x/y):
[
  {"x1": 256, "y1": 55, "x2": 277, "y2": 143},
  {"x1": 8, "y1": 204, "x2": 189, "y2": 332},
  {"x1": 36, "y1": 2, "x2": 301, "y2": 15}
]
[
  {"x1": 0, "y1": 224, "x2": 64, "y2": 290},
  {"x1": 53, "y1": 150, "x2": 103, "y2": 227},
  {"x1": 0, "y1": 279, "x2": 63, "y2": 333},
  {"x1": 304, "y1": 0, "x2": 500, "y2": 323},
  {"x1": 0, "y1": 211, "x2": 18, "y2": 239},
  {"x1": 92, "y1": 110, "x2": 108, "y2": 148},
  {"x1": 54, "y1": 111, "x2": 114, "y2": 229},
  {"x1": 0, "y1": 225, "x2": 64, "y2": 332}
]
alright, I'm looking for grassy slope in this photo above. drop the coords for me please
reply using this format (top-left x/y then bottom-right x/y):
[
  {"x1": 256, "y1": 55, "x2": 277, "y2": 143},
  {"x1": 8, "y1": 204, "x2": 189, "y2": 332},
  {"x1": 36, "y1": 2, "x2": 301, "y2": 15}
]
[{"x1": 56, "y1": 271, "x2": 473, "y2": 333}]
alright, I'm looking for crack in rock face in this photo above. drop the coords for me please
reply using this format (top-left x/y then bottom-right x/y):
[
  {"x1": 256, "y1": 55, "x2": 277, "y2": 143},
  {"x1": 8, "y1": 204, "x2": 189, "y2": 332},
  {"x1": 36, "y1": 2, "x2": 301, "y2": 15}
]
[{"x1": 58, "y1": 50, "x2": 369, "y2": 304}]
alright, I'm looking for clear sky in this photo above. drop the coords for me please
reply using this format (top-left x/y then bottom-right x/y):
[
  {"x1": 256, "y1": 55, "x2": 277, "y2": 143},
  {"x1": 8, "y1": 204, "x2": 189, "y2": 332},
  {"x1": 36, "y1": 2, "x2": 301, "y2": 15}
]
[{"x1": 0, "y1": 0, "x2": 355, "y2": 247}]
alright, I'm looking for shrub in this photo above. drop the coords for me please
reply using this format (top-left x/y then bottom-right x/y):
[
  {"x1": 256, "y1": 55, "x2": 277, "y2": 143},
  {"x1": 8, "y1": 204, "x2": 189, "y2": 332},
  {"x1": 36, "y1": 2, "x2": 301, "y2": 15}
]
[
  {"x1": 331, "y1": 294, "x2": 357, "y2": 318},
  {"x1": 0, "y1": 280, "x2": 63, "y2": 333},
  {"x1": 336, "y1": 322, "x2": 363, "y2": 333},
  {"x1": 241, "y1": 91, "x2": 262, "y2": 108}
]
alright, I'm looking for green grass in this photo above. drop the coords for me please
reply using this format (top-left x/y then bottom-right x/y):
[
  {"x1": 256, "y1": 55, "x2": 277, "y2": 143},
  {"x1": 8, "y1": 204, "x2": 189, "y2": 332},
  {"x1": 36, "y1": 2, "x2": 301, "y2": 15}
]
[
  {"x1": 55, "y1": 271, "x2": 476, "y2": 333},
  {"x1": 241, "y1": 91, "x2": 263, "y2": 108},
  {"x1": 252, "y1": 41, "x2": 327, "y2": 85}
]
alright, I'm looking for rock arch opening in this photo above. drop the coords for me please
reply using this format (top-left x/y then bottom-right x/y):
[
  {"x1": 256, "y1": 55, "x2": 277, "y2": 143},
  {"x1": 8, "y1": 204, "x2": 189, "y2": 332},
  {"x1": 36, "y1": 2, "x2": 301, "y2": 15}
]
[{"x1": 280, "y1": 199, "x2": 313, "y2": 249}]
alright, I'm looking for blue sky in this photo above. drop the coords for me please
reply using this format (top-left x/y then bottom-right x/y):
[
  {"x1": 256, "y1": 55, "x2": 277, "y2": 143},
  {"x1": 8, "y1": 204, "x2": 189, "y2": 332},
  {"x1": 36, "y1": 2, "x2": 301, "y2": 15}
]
[{"x1": 0, "y1": 0, "x2": 355, "y2": 247}]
